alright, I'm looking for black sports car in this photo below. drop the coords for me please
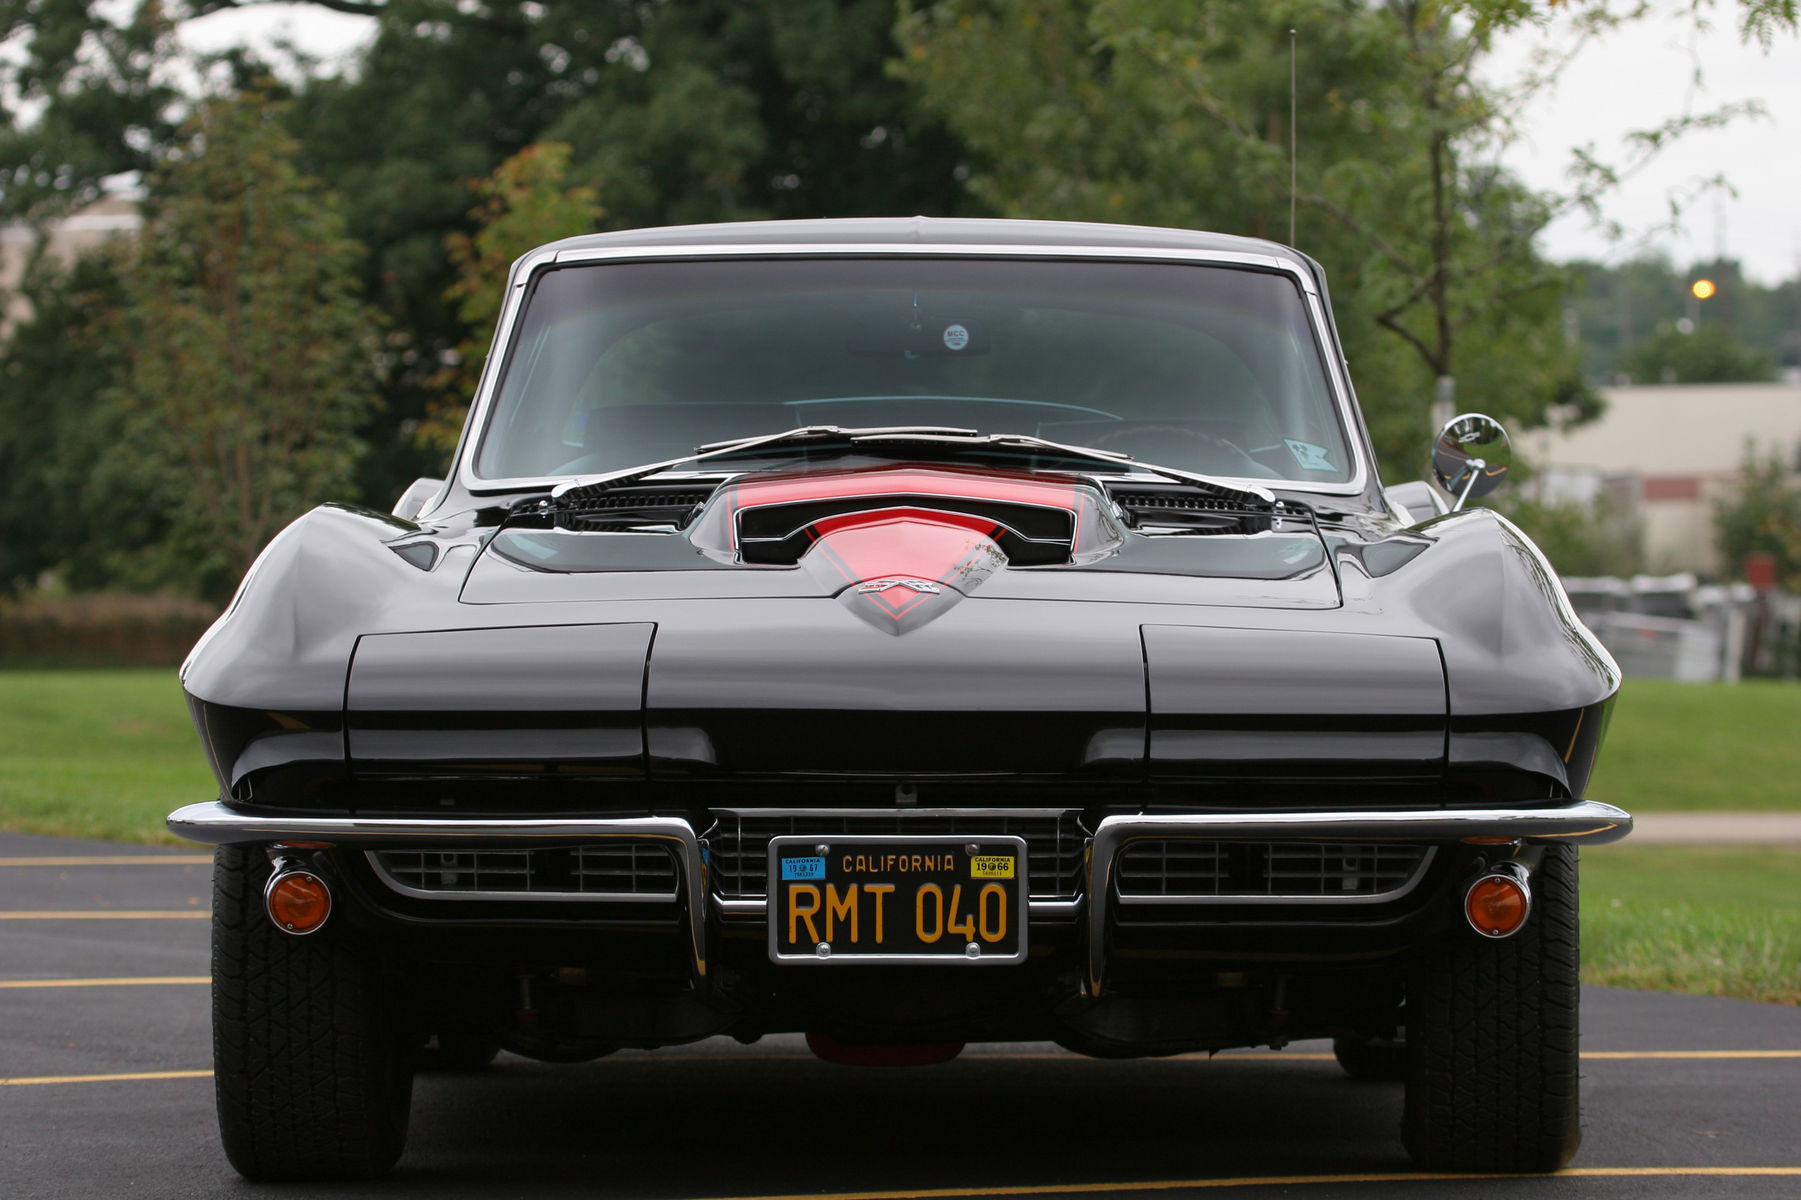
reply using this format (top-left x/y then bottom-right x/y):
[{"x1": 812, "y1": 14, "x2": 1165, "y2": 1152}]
[{"x1": 168, "y1": 218, "x2": 1631, "y2": 1181}]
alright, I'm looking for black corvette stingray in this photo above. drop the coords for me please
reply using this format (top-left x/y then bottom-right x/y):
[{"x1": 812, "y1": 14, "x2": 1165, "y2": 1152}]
[{"x1": 168, "y1": 218, "x2": 1631, "y2": 1180}]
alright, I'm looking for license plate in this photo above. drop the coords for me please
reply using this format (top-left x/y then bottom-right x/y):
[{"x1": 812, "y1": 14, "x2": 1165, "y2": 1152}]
[{"x1": 767, "y1": 835, "x2": 1028, "y2": 964}]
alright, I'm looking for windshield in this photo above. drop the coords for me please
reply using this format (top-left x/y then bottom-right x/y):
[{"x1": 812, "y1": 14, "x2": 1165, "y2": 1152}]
[{"x1": 473, "y1": 257, "x2": 1353, "y2": 485}]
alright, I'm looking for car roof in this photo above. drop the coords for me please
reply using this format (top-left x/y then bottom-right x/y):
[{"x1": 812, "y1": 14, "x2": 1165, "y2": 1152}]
[{"x1": 535, "y1": 216, "x2": 1305, "y2": 263}]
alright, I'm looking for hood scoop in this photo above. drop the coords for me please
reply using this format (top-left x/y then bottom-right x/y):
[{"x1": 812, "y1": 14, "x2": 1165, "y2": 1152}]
[{"x1": 686, "y1": 464, "x2": 1122, "y2": 634}]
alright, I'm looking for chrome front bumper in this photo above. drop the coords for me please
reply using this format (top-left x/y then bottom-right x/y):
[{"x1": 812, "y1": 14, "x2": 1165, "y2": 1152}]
[
  {"x1": 166, "y1": 805, "x2": 710, "y2": 981},
  {"x1": 1083, "y1": 801, "x2": 1632, "y2": 995},
  {"x1": 166, "y1": 799, "x2": 1633, "y2": 997}
]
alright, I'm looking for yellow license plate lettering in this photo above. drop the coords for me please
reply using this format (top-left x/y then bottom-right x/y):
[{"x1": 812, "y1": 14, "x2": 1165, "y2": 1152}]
[
  {"x1": 788, "y1": 883, "x2": 822, "y2": 945},
  {"x1": 915, "y1": 882, "x2": 944, "y2": 943},
  {"x1": 946, "y1": 883, "x2": 975, "y2": 941},
  {"x1": 863, "y1": 883, "x2": 894, "y2": 944},
  {"x1": 825, "y1": 883, "x2": 858, "y2": 942},
  {"x1": 781, "y1": 848, "x2": 1017, "y2": 955},
  {"x1": 979, "y1": 882, "x2": 1007, "y2": 943}
]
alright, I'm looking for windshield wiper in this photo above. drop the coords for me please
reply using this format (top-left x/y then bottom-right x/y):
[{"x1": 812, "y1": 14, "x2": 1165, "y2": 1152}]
[
  {"x1": 542, "y1": 426, "x2": 973, "y2": 504},
  {"x1": 541, "y1": 423, "x2": 1274, "y2": 508},
  {"x1": 847, "y1": 429, "x2": 1276, "y2": 504}
]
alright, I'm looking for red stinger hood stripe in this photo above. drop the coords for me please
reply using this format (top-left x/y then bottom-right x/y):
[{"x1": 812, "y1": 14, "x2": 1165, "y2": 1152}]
[{"x1": 810, "y1": 514, "x2": 999, "y2": 610}]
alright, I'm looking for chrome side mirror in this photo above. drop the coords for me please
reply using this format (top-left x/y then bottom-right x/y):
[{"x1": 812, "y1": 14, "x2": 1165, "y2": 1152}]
[{"x1": 1432, "y1": 414, "x2": 1511, "y2": 511}]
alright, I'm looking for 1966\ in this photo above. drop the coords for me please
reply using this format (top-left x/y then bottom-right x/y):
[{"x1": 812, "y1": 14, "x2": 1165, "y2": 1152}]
[{"x1": 167, "y1": 217, "x2": 1631, "y2": 1181}]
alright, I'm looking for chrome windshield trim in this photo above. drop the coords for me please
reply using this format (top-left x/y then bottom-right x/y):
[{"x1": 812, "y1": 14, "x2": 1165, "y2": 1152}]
[
  {"x1": 1084, "y1": 801, "x2": 1632, "y2": 996},
  {"x1": 455, "y1": 242, "x2": 1370, "y2": 500},
  {"x1": 550, "y1": 242, "x2": 1311, "y2": 287},
  {"x1": 166, "y1": 803, "x2": 709, "y2": 982}
]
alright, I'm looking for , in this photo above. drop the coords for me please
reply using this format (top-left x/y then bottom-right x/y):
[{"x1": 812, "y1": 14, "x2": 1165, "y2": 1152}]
[{"x1": 165, "y1": 217, "x2": 1631, "y2": 1181}]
